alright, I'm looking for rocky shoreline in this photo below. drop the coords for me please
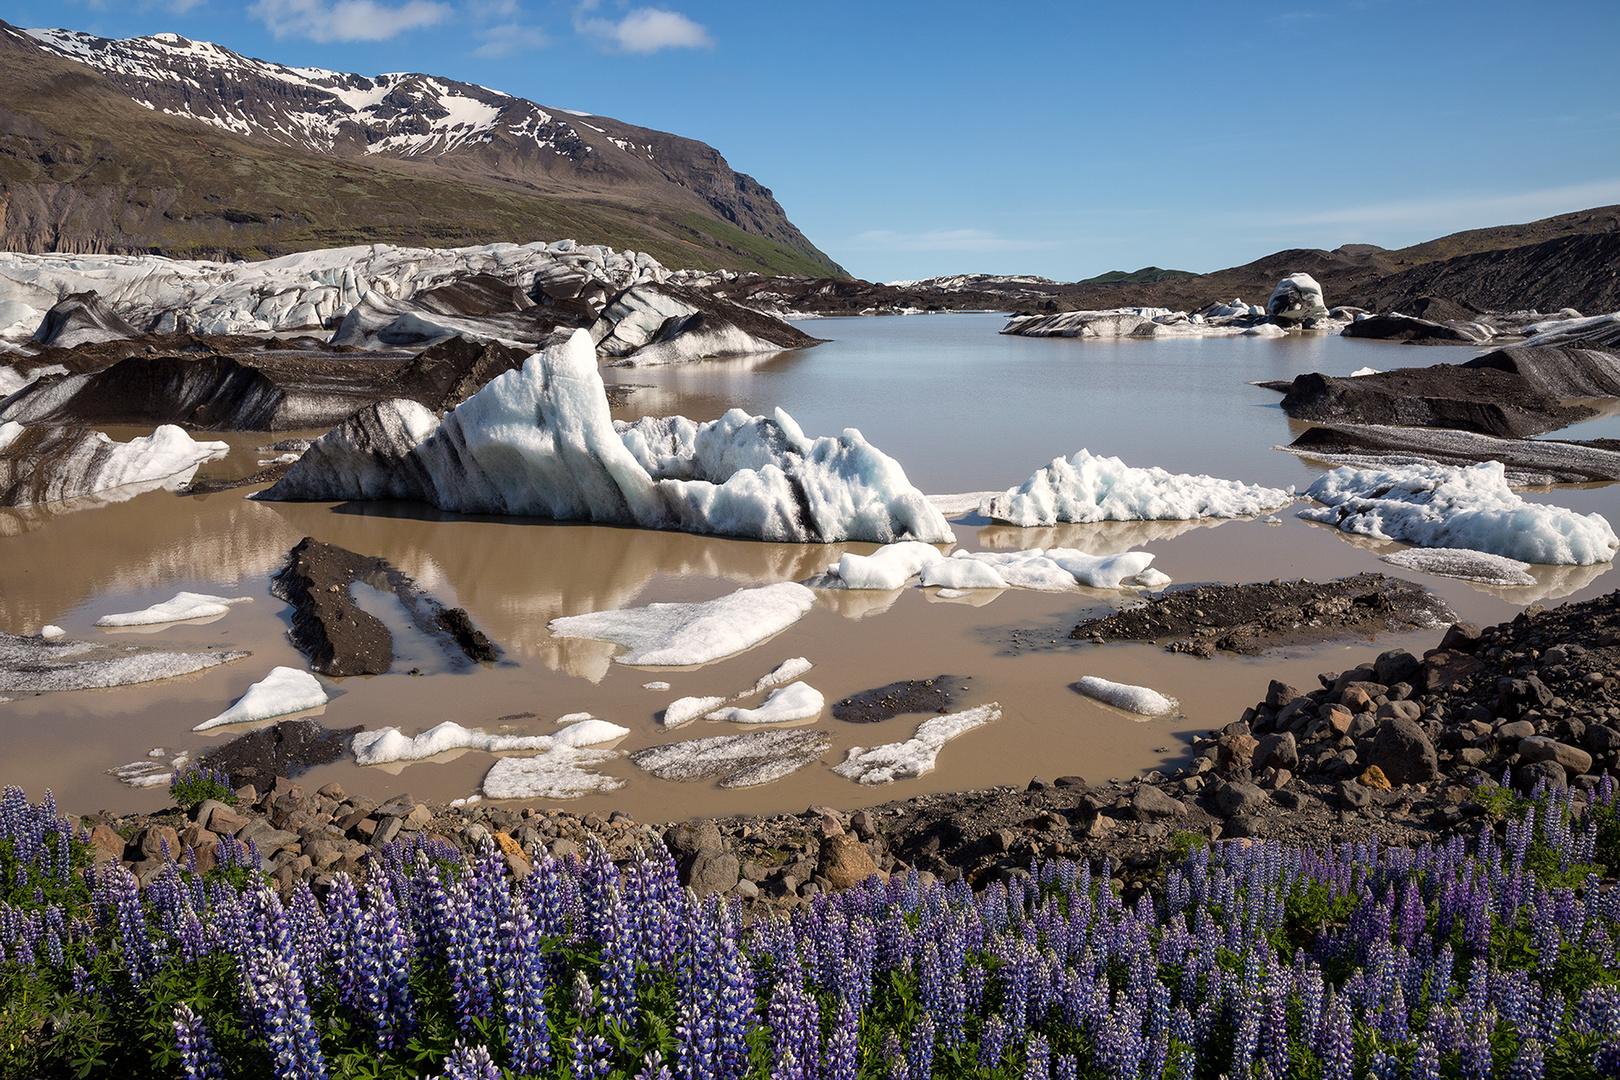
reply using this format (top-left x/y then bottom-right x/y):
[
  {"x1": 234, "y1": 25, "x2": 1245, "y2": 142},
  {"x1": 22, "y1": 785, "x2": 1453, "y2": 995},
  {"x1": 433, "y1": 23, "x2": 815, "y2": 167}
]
[{"x1": 71, "y1": 587, "x2": 1620, "y2": 914}]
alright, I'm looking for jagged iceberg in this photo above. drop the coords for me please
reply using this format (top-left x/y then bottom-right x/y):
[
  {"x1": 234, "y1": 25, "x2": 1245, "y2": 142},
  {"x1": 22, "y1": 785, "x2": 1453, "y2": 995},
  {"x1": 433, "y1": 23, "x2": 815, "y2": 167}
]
[
  {"x1": 1301, "y1": 461, "x2": 1618, "y2": 566},
  {"x1": 1075, "y1": 676, "x2": 1179, "y2": 717},
  {"x1": 260, "y1": 329, "x2": 951, "y2": 544},
  {"x1": 352, "y1": 716, "x2": 628, "y2": 766},
  {"x1": 832, "y1": 703, "x2": 1002, "y2": 786},
  {"x1": 0, "y1": 423, "x2": 228, "y2": 508},
  {"x1": 980, "y1": 449, "x2": 1293, "y2": 527},
  {"x1": 97, "y1": 592, "x2": 253, "y2": 628},
  {"x1": 549, "y1": 582, "x2": 816, "y2": 667},
  {"x1": 193, "y1": 666, "x2": 328, "y2": 731}
]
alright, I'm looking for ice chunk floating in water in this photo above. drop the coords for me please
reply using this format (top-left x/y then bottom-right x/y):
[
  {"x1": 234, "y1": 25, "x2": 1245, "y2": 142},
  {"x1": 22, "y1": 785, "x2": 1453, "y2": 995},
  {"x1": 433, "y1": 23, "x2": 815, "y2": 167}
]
[
  {"x1": 630, "y1": 730, "x2": 831, "y2": 788},
  {"x1": 481, "y1": 745, "x2": 625, "y2": 799},
  {"x1": 97, "y1": 592, "x2": 253, "y2": 628},
  {"x1": 1301, "y1": 461, "x2": 1618, "y2": 566},
  {"x1": 352, "y1": 716, "x2": 628, "y2": 766},
  {"x1": 261, "y1": 329, "x2": 952, "y2": 544},
  {"x1": 705, "y1": 682, "x2": 825, "y2": 725},
  {"x1": 549, "y1": 582, "x2": 816, "y2": 667},
  {"x1": 1075, "y1": 676, "x2": 1179, "y2": 717},
  {"x1": 0, "y1": 631, "x2": 247, "y2": 693},
  {"x1": 981, "y1": 448, "x2": 1293, "y2": 527},
  {"x1": 193, "y1": 666, "x2": 328, "y2": 730},
  {"x1": 833, "y1": 703, "x2": 1002, "y2": 785},
  {"x1": 827, "y1": 542, "x2": 1166, "y2": 592},
  {"x1": 1379, "y1": 547, "x2": 1537, "y2": 586},
  {"x1": 662, "y1": 695, "x2": 726, "y2": 729}
]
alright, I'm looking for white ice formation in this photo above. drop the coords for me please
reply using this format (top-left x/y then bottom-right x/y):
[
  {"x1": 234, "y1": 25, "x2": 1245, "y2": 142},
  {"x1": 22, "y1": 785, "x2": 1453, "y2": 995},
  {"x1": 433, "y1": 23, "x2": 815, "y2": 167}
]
[
  {"x1": 981, "y1": 449, "x2": 1293, "y2": 527},
  {"x1": 1300, "y1": 461, "x2": 1618, "y2": 566},
  {"x1": 662, "y1": 695, "x2": 727, "y2": 729},
  {"x1": 704, "y1": 682, "x2": 825, "y2": 725},
  {"x1": 752, "y1": 657, "x2": 813, "y2": 693},
  {"x1": 823, "y1": 541, "x2": 1167, "y2": 592},
  {"x1": 1075, "y1": 676, "x2": 1179, "y2": 717},
  {"x1": 0, "y1": 631, "x2": 247, "y2": 693},
  {"x1": 0, "y1": 423, "x2": 228, "y2": 508},
  {"x1": 629, "y1": 729, "x2": 831, "y2": 788},
  {"x1": 1267, "y1": 273, "x2": 1328, "y2": 323},
  {"x1": 193, "y1": 666, "x2": 328, "y2": 730},
  {"x1": 96, "y1": 592, "x2": 253, "y2": 628},
  {"x1": 549, "y1": 582, "x2": 816, "y2": 667},
  {"x1": 261, "y1": 330, "x2": 951, "y2": 544},
  {"x1": 834, "y1": 541, "x2": 947, "y2": 590},
  {"x1": 660, "y1": 658, "x2": 815, "y2": 727},
  {"x1": 593, "y1": 285, "x2": 782, "y2": 366},
  {"x1": 1379, "y1": 548, "x2": 1538, "y2": 587},
  {"x1": 481, "y1": 745, "x2": 625, "y2": 800},
  {"x1": 832, "y1": 703, "x2": 1002, "y2": 786},
  {"x1": 352, "y1": 716, "x2": 628, "y2": 766},
  {"x1": 40, "y1": 625, "x2": 65, "y2": 639}
]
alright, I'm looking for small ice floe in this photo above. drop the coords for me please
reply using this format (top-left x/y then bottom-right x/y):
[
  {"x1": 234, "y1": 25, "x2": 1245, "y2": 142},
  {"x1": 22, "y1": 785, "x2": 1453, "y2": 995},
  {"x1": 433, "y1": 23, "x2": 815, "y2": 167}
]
[
  {"x1": 1263, "y1": 516, "x2": 1282, "y2": 526},
  {"x1": 1301, "y1": 461, "x2": 1618, "y2": 565},
  {"x1": 1075, "y1": 675, "x2": 1179, "y2": 717},
  {"x1": 481, "y1": 745, "x2": 625, "y2": 799},
  {"x1": 927, "y1": 491, "x2": 999, "y2": 518},
  {"x1": 919, "y1": 555, "x2": 1010, "y2": 590},
  {"x1": 1380, "y1": 547, "x2": 1537, "y2": 586},
  {"x1": 662, "y1": 695, "x2": 727, "y2": 729},
  {"x1": 449, "y1": 795, "x2": 483, "y2": 807},
  {"x1": 193, "y1": 667, "x2": 328, "y2": 730},
  {"x1": 629, "y1": 730, "x2": 831, "y2": 788},
  {"x1": 353, "y1": 716, "x2": 628, "y2": 766},
  {"x1": 750, "y1": 657, "x2": 813, "y2": 694},
  {"x1": 833, "y1": 541, "x2": 945, "y2": 590},
  {"x1": 705, "y1": 682, "x2": 825, "y2": 725},
  {"x1": 981, "y1": 449, "x2": 1293, "y2": 528},
  {"x1": 257, "y1": 453, "x2": 302, "y2": 467},
  {"x1": 0, "y1": 631, "x2": 248, "y2": 692},
  {"x1": 1242, "y1": 323, "x2": 1287, "y2": 338},
  {"x1": 643, "y1": 681, "x2": 671, "y2": 691},
  {"x1": 96, "y1": 591, "x2": 254, "y2": 628},
  {"x1": 40, "y1": 625, "x2": 65, "y2": 639},
  {"x1": 548, "y1": 582, "x2": 816, "y2": 666},
  {"x1": 832, "y1": 703, "x2": 1002, "y2": 785},
  {"x1": 825, "y1": 541, "x2": 1167, "y2": 592},
  {"x1": 1349, "y1": 367, "x2": 1380, "y2": 377},
  {"x1": 107, "y1": 760, "x2": 175, "y2": 788}
]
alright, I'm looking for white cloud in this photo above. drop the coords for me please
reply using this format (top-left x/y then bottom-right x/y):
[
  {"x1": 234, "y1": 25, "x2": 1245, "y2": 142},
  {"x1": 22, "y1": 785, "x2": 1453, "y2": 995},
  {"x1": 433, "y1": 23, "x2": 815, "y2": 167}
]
[
  {"x1": 845, "y1": 228, "x2": 1059, "y2": 253},
  {"x1": 473, "y1": 21, "x2": 549, "y2": 56},
  {"x1": 576, "y1": 4, "x2": 713, "y2": 53},
  {"x1": 248, "y1": 0, "x2": 451, "y2": 42}
]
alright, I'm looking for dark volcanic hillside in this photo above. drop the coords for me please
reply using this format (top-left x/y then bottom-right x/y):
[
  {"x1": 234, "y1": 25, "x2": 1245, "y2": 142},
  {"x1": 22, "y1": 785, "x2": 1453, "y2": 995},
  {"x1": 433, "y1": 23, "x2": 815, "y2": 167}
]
[{"x1": 0, "y1": 21, "x2": 841, "y2": 276}]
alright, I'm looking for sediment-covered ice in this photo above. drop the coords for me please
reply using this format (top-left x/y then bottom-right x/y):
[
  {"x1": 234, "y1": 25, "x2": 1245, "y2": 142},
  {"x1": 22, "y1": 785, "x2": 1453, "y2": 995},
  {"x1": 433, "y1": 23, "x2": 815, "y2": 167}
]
[
  {"x1": 832, "y1": 703, "x2": 1002, "y2": 786},
  {"x1": 662, "y1": 695, "x2": 727, "y2": 729},
  {"x1": 981, "y1": 449, "x2": 1293, "y2": 527},
  {"x1": 262, "y1": 330, "x2": 951, "y2": 544},
  {"x1": 193, "y1": 666, "x2": 328, "y2": 730},
  {"x1": 0, "y1": 423, "x2": 228, "y2": 508},
  {"x1": 1075, "y1": 676, "x2": 1179, "y2": 717},
  {"x1": 1379, "y1": 547, "x2": 1538, "y2": 586},
  {"x1": 352, "y1": 716, "x2": 628, "y2": 766},
  {"x1": 0, "y1": 631, "x2": 248, "y2": 692},
  {"x1": 705, "y1": 681, "x2": 825, "y2": 725},
  {"x1": 629, "y1": 729, "x2": 830, "y2": 788},
  {"x1": 481, "y1": 745, "x2": 625, "y2": 799},
  {"x1": 1300, "y1": 461, "x2": 1618, "y2": 565},
  {"x1": 96, "y1": 592, "x2": 253, "y2": 628},
  {"x1": 549, "y1": 582, "x2": 816, "y2": 666}
]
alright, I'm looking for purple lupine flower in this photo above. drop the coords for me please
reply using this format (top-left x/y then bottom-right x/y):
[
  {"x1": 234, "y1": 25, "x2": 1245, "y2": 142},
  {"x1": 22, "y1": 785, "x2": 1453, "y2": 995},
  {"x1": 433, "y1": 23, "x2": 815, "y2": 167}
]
[
  {"x1": 1321, "y1": 995, "x2": 1353, "y2": 1080},
  {"x1": 599, "y1": 889, "x2": 639, "y2": 1031},
  {"x1": 824, "y1": 996, "x2": 859, "y2": 1080},
  {"x1": 1593, "y1": 1040, "x2": 1620, "y2": 1079},
  {"x1": 1411, "y1": 1038, "x2": 1440, "y2": 1080},
  {"x1": 439, "y1": 1042, "x2": 500, "y2": 1080},
  {"x1": 978, "y1": 1015, "x2": 1006, "y2": 1070},
  {"x1": 636, "y1": 1050, "x2": 676, "y2": 1080},
  {"x1": 1052, "y1": 1053, "x2": 1078, "y2": 1080},
  {"x1": 1021, "y1": 1032, "x2": 1049, "y2": 1080},
  {"x1": 907, "y1": 1014, "x2": 934, "y2": 1080},
  {"x1": 881, "y1": 1029, "x2": 908, "y2": 1080},
  {"x1": 497, "y1": 902, "x2": 553, "y2": 1075},
  {"x1": 1460, "y1": 1016, "x2": 1495, "y2": 1080},
  {"x1": 766, "y1": 956, "x2": 819, "y2": 1080},
  {"x1": 1508, "y1": 1038, "x2": 1545, "y2": 1080},
  {"x1": 173, "y1": 1003, "x2": 226, "y2": 1080}
]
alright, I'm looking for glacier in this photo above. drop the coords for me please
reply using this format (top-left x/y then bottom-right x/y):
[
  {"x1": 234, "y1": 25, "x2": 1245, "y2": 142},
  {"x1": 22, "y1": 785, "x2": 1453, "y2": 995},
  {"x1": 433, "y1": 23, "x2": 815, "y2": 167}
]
[
  {"x1": 1300, "y1": 461, "x2": 1618, "y2": 566},
  {"x1": 832, "y1": 703, "x2": 1002, "y2": 786},
  {"x1": 261, "y1": 329, "x2": 952, "y2": 544},
  {"x1": 193, "y1": 666, "x2": 328, "y2": 731},
  {"x1": 1075, "y1": 676, "x2": 1179, "y2": 717},
  {"x1": 980, "y1": 449, "x2": 1293, "y2": 527},
  {"x1": 549, "y1": 582, "x2": 817, "y2": 667}
]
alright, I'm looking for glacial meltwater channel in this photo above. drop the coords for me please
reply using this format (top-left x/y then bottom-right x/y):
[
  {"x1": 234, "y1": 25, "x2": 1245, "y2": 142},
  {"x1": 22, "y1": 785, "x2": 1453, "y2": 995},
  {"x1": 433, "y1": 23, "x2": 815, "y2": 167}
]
[{"x1": 3, "y1": 314, "x2": 1615, "y2": 818}]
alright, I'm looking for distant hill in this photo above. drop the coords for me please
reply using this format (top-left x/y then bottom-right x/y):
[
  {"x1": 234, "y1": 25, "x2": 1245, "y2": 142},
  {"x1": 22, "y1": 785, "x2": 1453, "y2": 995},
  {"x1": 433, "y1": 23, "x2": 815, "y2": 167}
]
[
  {"x1": 1076, "y1": 266, "x2": 1194, "y2": 285},
  {"x1": 0, "y1": 21, "x2": 843, "y2": 276}
]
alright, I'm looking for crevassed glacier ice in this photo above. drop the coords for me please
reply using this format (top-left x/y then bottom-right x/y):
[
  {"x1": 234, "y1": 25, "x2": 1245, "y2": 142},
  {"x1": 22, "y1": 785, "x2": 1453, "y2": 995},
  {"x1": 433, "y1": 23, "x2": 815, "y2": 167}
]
[
  {"x1": 97, "y1": 592, "x2": 253, "y2": 628},
  {"x1": 0, "y1": 423, "x2": 228, "y2": 508},
  {"x1": 261, "y1": 329, "x2": 951, "y2": 544},
  {"x1": 832, "y1": 703, "x2": 1002, "y2": 786},
  {"x1": 1075, "y1": 676, "x2": 1179, "y2": 717},
  {"x1": 1301, "y1": 461, "x2": 1618, "y2": 566},
  {"x1": 705, "y1": 681, "x2": 824, "y2": 724},
  {"x1": 481, "y1": 745, "x2": 625, "y2": 800},
  {"x1": 352, "y1": 716, "x2": 628, "y2": 766},
  {"x1": 193, "y1": 666, "x2": 328, "y2": 730},
  {"x1": 629, "y1": 729, "x2": 830, "y2": 788},
  {"x1": 549, "y1": 582, "x2": 816, "y2": 667},
  {"x1": 981, "y1": 449, "x2": 1293, "y2": 527}
]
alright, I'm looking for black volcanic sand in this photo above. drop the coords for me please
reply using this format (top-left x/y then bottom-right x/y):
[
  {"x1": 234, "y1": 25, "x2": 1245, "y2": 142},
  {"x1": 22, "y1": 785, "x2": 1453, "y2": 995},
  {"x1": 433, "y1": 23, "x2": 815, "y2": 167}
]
[
  {"x1": 1070, "y1": 573, "x2": 1454, "y2": 657},
  {"x1": 830, "y1": 675, "x2": 973, "y2": 723}
]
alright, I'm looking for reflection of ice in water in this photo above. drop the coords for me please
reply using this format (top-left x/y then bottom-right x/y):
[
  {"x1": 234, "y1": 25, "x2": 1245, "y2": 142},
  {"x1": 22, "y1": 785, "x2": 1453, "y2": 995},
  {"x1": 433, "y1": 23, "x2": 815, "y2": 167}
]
[
  {"x1": 814, "y1": 586, "x2": 903, "y2": 621},
  {"x1": 974, "y1": 517, "x2": 1229, "y2": 555}
]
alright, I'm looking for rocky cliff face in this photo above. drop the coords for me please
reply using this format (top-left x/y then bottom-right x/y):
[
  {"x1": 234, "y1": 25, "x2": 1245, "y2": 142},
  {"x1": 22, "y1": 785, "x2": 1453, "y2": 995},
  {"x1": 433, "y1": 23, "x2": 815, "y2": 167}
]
[{"x1": 0, "y1": 21, "x2": 841, "y2": 276}]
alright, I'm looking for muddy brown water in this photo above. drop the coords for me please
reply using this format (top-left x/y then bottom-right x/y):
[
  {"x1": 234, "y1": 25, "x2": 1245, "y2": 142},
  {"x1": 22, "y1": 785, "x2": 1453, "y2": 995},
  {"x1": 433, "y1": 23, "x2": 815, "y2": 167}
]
[{"x1": 2, "y1": 315, "x2": 1616, "y2": 821}]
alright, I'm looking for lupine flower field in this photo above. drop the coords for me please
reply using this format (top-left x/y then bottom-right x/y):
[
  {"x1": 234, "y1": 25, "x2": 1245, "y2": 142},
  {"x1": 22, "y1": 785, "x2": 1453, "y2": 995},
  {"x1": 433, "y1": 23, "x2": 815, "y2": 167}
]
[{"x1": 2, "y1": 778, "x2": 1619, "y2": 1079}]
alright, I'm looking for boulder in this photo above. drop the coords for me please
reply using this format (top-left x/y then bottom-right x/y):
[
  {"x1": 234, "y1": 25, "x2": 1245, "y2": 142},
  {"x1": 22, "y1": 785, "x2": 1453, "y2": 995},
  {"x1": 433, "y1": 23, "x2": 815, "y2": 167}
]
[
  {"x1": 1216, "y1": 734, "x2": 1259, "y2": 773},
  {"x1": 1214, "y1": 780, "x2": 1269, "y2": 818},
  {"x1": 1358, "y1": 766, "x2": 1392, "y2": 790},
  {"x1": 1516, "y1": 736, "x2": 1593, "y2": 777},
  {"x1": 1254, "y1": 732, "x2": 1299, "y2": 772},
  {"x1": 1511, "y1": 759, "x2": 1568, "y2": 794},
  {"x1": 1437, "y1": 622, "x2": 1483, "y2": 653},
  {"x1": 816, "y1": 833, "x2": 882, "y2": 890},
  {"x1": 1368, "y1": 717, "x2": 1440, "y2": 785},
  {"x1": 686, "y1": 852, "x2": 741, "y2": 896},
  {"x1": 1131, "y1": 785, "x2": 1188, "y2": 821},
  {"x1": 1373, "y1": 649, "x2": 1421, "y2": 686},
  {"x1": 1377, "y1": 700, "x2": 1422, "y2": 722}
]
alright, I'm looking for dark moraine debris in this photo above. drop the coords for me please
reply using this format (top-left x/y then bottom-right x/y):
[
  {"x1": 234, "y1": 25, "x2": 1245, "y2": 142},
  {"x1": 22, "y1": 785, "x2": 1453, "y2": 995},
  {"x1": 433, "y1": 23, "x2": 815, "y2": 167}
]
[
  {"x1": 271, "y1": 536, "x2": 500, "y2": 676},
  {"x1": 831, "y1": 675, "x2": 972, "y2": 723},
  {"x1": 1340, "y1": 313, "x2": 1493, "y2": 344},
  {"x1": 1070, "y1": 574, "x2": 1454, "y2": 657},
  {"x1": 385, "y1": 335, "x2": 529, "y2": 412},
  {"x1": 200, "y1": 718, "x2": 359, "y2": 788},
  {"x1": 1265, "y1": 366, "x2": 1591, "y2": 439},
  {"x1": 1284, "y1": 423, "x2": 1620, "y2": 485}
]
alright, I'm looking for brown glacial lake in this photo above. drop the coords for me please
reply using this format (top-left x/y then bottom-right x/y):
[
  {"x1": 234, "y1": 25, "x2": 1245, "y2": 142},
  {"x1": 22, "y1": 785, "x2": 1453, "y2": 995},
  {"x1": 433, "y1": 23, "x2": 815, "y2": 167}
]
[{"x1": 2, "y1": 314, "x2": 1614, "y2": 819}]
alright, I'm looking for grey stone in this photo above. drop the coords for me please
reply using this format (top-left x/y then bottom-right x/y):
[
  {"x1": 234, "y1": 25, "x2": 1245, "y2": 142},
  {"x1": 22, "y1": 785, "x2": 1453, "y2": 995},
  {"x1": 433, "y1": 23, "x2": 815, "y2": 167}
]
[
  {"x1": 1214, "y1": 780, "x2": 1269, "y2": 818},
  {"x1": 1511, "y1": 759, "x2": 1568, "y2": 794},
  {"x1": 732, "y1": 878, "x2": 760, "y2": 900},
  {"x1": 685, "y1": 851, "x2": 740, "y2": 896},
  {"x1": 1264, "y1": 680, "x2": 1299, "y2": 710},
  {"x1": 239, "y1": 820, "x2": 300, "y2": 856},
  {"x1": 368, "y1": 816, "x2": 402, "y2": 849},
  {"x1": 1368, "y1": 718, "x2": 1440, "y2": 786},
  {"x1": 1131, "y1": 785, "x2": 1187, "y2": 821},
  {"x1": 1373, "y1": 649, "x2": 1421, "y2": 686},
  {"x1": 1517, "y1": 736, "x2": 1594, "y2": 776},
  {"x1": 1254, "y1": 732, "x2": 1299, "y2": 772},
  {"x1": 1377, "y1": 700, "x2": 1422, "y2": 722},
  {"x1": 664, "y1": 820, "x2": 723, "y2": 861}
]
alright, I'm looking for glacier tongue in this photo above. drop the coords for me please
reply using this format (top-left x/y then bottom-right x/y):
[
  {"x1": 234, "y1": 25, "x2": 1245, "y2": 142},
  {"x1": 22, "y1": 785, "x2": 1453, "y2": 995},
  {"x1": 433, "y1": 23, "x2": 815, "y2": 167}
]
[
  {"x1": 1301, "y1": 460, "x2": 1618, "y2": 566},
  {"x1": 261, "y1": 329, "x2": 953, "y2": 544}
]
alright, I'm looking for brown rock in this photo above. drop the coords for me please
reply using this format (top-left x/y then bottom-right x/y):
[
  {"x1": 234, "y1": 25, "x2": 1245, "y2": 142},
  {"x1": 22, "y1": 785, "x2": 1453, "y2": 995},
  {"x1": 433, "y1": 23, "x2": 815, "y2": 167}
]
[
  {"x1": 90, "y1": 824, "x2": 126, "y2": 859},
  {"x1": 1421, "y1": 649, "x2": 1486, "y2": 694},
  {"x1": 494, "y1": 831, "x2": 526, "y2": 859},
  {"x1": 817, "y1": 833, "x2": 882, "y2": 890},
  {"x1": 138, "y1": 825, "x2": 180, "y2": 861},
  {"x1": 1216, "y1": 734, "x2": 1259, "y2": 772},
  {"x1": 207, "y1": 805, "x2": 251, "y2": 837},
  {"x1": 1358, "y1": 766, "x2": 1392, "y2": 790},
  {"x1": 1338, "y1": 686, "x2": 1373, "y2": 713},
  {"x1": 1377, "y1": 700, "x2": 1423, "y2": 722},
  {"x1": 1323, "y1": 704, "x2": 1353, "y2": 735},
  {"x1": 1517, "y1": 736, "x2": 1594, "y2": 777}
]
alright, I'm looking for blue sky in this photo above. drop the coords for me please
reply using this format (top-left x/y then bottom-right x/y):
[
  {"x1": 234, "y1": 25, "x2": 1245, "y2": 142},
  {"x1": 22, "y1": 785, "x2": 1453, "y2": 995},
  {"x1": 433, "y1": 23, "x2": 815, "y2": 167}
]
[{"x1": 9, "y1": 0, "x2": 1620, "y2": 282}]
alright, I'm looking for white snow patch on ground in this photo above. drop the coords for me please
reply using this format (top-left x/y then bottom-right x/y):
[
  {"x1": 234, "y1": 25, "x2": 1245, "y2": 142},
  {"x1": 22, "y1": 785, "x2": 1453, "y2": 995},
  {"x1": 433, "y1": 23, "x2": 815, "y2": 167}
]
[
  {"x1": 705, "y1": 681, "x2": 824, "y2": 724},
  {"x1": 629, "y1": 730, "x2": 830, "y2": 788},
  {"x1": 548, "y1": 582, "x2": 816, "y2": 666},
  {"x1": 1380, "y1": 547, "x2": 1538, "y2": 586},
  {"x1": 1075, "y1": 676, "x2": 1179, "y2": 717},
  {"x1": 1350, "y1": 367, "x2": 1380, "y2": 377},
  {"x1": 662, "y1": 695, "x2": 727, "y2": 729},
  {"x1": 983, "y1": 449, "x2": 1293, "y2": 527},
  {"x1": 352, "y1": 717, "x2": 627, "y2": 765},
  {"x1": 832, "y1": 703, "x2": 1002, "y2": 785},
  {"x1": 1301, "y1": 461, "x2": 1618, "y2": 566},
  {"x1": 481, "y1": 745, "x2": 625, "y2": 799},
  {"x1": 96, "y1": 592, "x2": 253, "y2": 627},
  {"x1": 193, "y1": 666, "x2": 328, "y2": 730}
]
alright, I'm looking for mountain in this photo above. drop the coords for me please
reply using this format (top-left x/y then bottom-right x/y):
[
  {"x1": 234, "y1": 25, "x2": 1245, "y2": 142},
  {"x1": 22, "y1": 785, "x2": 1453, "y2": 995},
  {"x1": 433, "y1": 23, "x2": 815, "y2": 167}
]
[
  {"x1": 1076, "y1": 266, "x2": 1194, "y2": 285},
  {"x1": 0, "y1": 21, "x2": 842, "y2": 276}
]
